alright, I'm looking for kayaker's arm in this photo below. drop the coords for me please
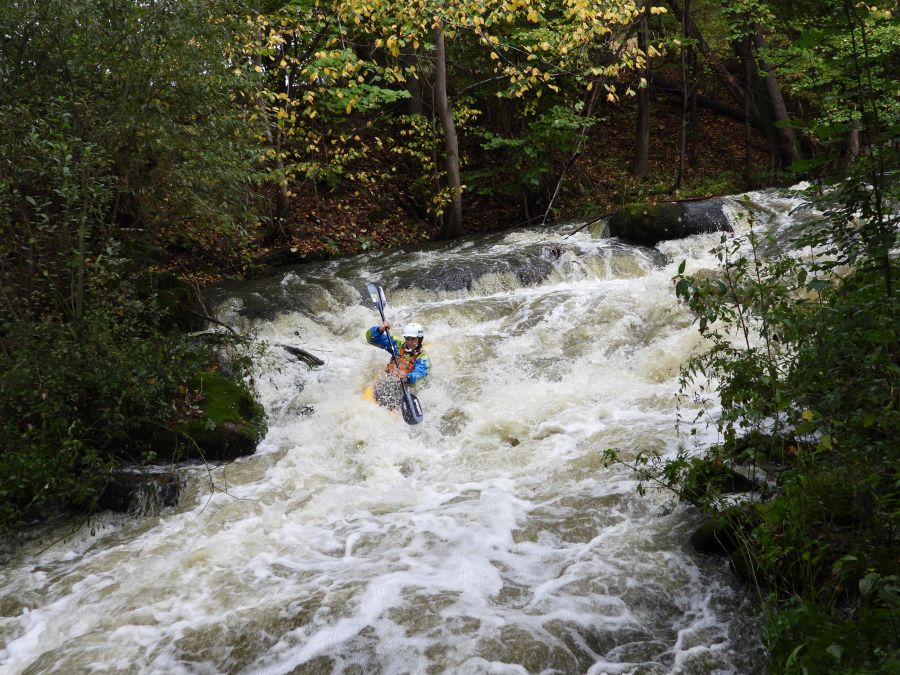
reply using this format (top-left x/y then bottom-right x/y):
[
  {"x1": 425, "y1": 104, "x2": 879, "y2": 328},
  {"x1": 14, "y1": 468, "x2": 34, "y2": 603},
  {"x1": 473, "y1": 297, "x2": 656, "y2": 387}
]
[
  {"x1": 366, "y1": 325, "x2": 400, "y2": 354},
  {"x1": 406, "y1": 353, "x2": 430, "y2": 385}
]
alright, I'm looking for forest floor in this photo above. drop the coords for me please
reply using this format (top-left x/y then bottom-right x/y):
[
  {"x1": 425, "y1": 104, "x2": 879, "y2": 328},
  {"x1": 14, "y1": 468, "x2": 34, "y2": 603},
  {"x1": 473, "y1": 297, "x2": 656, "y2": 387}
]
[
  {"x1": 167, "y1": 91, "x2": 777, "y2": 282},
  {"x1": 287, "y1": 97, "x2": 773, "y2": 253}
]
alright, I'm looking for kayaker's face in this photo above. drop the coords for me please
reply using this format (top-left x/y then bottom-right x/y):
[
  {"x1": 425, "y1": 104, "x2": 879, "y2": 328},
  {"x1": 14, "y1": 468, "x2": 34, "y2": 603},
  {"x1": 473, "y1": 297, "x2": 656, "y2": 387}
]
[{"x1": 404, "y1": 336, "x2": 418, "y2": 350}]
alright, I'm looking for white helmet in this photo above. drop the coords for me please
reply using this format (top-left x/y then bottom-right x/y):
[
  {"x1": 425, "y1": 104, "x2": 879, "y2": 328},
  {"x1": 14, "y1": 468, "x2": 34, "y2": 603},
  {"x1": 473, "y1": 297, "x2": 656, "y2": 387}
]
[{"x1": 402, "y1": 322, "x2": 425, "y2": 338}]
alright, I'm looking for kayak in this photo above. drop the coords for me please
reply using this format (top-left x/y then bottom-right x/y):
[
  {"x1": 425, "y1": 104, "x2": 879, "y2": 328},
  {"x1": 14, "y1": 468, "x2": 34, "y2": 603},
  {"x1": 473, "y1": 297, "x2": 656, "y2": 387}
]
[{"x1": 363, "y1": 371, "x2": 405, "y2": 410}]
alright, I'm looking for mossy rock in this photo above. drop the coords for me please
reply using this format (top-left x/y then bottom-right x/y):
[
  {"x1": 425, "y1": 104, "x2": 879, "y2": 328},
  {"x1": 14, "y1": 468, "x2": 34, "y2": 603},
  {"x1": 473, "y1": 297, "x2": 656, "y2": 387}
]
[
  {"x1": 175, "y1": 371, "x2": 266, "y2": 461},
  {"x1": 607, "y1": 199, "x2": 731, "y2": 246}
]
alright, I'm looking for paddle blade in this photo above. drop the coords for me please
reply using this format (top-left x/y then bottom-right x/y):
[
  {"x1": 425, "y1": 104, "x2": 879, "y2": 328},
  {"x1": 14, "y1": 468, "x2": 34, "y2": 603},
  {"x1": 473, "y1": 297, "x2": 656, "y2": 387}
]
[
  {"x1": 366, "y1": 283, "x2": 387, "y2": 314},
  {"x1": 401, "y1": 391, "x2": 424, "y2": 425}
]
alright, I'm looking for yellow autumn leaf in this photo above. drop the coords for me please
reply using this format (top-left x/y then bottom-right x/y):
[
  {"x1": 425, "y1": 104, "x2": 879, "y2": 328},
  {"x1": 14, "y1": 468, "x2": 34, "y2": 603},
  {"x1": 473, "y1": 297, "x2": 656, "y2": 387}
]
[{"x1": 527, "y1": 8, "x2": 540, "y2": 22}]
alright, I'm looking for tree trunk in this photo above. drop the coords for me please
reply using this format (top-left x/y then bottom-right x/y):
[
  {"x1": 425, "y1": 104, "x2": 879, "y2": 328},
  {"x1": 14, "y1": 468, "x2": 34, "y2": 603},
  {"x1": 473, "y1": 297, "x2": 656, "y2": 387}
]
[
  {"x1": 250, "y1": 19, "x2": 290, "y2": 233},
  {"x1": 675, "y1": 0, "x2": 689, "y2": 189},
  {"x1": 667, "y1": 0, "x2": 746, "y2": 109},
  {"x1": 402, "y1": 52, "x2": 424, "y2": 116},
  {"x1": 753, "y1": 28, "x2": 800, "y2": 167},
  {"x1": 650, "y1": 75, "x2": 747, "y2": 123},
  {"x1": 743, "y1": 35, "x2": 754, "y2": 184},
  {"x1": 688, "y1": 47, "x2": 700, "y2": 167},
  {"x1": 632, "y1": 3, "x2": 651, "y2": 178},
  {"x1": 834, "y1": 117, "x2": 860, "y2": 172},
  {"x1": 732, "y1": 27, "x2": 780, "y2": 168},
  {"x1": 434, "y1": 24, "x2": 463, "y2": 239}
]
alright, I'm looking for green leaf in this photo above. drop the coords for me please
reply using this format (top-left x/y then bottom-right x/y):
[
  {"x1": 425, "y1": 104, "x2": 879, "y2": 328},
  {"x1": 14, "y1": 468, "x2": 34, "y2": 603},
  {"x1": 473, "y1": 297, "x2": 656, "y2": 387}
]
[{"x1": 860, "y1": 572, "x2": 879, "y2": 597}]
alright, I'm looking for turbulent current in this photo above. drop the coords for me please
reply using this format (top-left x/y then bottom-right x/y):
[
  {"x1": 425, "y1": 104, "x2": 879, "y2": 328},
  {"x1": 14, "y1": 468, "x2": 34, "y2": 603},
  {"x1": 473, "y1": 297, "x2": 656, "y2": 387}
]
[{"x1": 0, "y1": 192, "x2": 807, "y2": 674}]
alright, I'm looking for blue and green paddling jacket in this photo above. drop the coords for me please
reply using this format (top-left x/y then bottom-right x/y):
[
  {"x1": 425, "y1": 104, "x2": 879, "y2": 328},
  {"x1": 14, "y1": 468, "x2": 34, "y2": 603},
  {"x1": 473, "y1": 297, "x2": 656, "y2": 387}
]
[{"x1": 366, "y1": 326, "x2": 430, "y2": 385}]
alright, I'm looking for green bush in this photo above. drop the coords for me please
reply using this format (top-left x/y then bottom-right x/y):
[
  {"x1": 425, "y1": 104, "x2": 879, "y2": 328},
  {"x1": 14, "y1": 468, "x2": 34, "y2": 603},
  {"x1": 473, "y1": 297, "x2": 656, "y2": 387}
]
[{"x1": 0, "y1": 298, "x2": 213, "y2": 529}]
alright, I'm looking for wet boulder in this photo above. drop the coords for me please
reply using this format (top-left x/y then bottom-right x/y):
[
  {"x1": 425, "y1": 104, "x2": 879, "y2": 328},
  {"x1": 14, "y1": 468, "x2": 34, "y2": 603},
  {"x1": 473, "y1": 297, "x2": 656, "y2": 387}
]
[
  {"x1": 137, "y1": 371, "x2": 266, "y2": 462},
  {"x1": 689, "y1": 506, "x2": 760, "y2": 558},
  {"x1": 680, "y1": 456, "x2": 759, "y2": 508},
  {"x1": 398, "y1": 253, "x2": 555, "y2": 292},
  {"x1": 174, "y1": 371, "x2": 267, "y2": 460},
  {"x1": 607, "y1": 199, "x2": 731, "y2": 247},
  {"x1": 99, "y1": 467, "x2": 185, "y2": 516}
]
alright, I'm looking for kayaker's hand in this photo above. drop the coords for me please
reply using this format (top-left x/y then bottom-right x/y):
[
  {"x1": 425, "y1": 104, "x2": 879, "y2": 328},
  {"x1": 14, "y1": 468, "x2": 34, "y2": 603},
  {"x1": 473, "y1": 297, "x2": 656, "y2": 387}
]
[{"x1": 379, "y1": 321, "x2": 391, "y2": 333}]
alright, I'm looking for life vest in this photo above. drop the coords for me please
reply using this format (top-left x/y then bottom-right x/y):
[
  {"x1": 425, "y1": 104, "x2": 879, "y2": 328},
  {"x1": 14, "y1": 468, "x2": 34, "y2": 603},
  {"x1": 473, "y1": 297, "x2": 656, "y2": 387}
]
[{"x1": 386, "y1": 347, "x2": 422, "y2": 377}]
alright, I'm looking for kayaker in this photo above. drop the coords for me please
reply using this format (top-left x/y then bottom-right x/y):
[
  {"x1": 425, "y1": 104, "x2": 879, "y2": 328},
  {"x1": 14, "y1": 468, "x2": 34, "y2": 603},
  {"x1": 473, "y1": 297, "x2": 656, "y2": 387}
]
[{"x1": 365, "y1": 321, "x2": 430, "y2": 385}]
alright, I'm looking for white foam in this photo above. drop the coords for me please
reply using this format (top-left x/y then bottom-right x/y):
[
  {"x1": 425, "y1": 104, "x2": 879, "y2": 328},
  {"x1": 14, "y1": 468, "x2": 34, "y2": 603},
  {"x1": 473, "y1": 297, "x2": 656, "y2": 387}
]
[{"x1": 0, "y1": 198, "x2": 776, "y2": 674}]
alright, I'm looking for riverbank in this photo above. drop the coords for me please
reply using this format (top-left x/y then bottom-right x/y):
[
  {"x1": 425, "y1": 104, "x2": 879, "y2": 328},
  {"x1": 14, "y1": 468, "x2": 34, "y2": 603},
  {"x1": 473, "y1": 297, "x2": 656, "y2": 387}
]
[{"x1": 159, "y1": 95, "x2": 775, "y2": 284}]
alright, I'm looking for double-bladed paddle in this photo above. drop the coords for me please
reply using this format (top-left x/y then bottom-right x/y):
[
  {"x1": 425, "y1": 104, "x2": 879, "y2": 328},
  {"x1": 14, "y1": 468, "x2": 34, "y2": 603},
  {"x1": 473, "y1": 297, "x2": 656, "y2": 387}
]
[{"x1": 366, "y1": 283, "x2": 424, "y2": 425}]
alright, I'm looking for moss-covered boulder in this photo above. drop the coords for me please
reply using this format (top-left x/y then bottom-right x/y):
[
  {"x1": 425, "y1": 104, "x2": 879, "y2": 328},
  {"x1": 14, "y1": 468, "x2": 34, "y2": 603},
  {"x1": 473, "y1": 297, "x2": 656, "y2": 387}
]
[
  {"x1": 175, "y1": 371, "x2": 266, "y2": 461},
  {"x1": 607, "y1": 199, "x2": 731, "y2": 246}
]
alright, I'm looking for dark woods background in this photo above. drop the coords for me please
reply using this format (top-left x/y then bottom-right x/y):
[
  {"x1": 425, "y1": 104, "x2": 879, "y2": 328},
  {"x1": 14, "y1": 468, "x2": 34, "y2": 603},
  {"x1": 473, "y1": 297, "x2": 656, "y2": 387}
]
[{"x1": 0, "y1": 2, "x2": 896, "y2": 670}]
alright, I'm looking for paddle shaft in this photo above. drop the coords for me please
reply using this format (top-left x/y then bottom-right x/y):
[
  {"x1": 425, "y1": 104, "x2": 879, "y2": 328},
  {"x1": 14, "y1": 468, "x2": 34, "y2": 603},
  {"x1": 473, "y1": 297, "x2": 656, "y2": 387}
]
[
  {"x1": 367, "y1": 282, "x2": 423, "y2": 424},
  {"x1": 373, "y1": 302, "x2": 413, "y2": 391}
]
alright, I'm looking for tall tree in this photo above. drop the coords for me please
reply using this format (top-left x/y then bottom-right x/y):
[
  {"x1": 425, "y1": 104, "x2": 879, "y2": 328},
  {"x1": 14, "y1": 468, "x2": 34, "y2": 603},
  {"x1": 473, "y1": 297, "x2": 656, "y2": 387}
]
[
  {"x1": 633, "y1": 0, "x2": 652, "y2": 178},
  {"x1": 0, "y1": 0, "x2": 260, "y2": 322},
  {"x1": 752, "y1": 27, "x2": 800, "y2": 167},
  {"x1": 433, "y1": 22, "x2": 463, "y2": 238},
  {"x1": 246, "y1": 0, "x2": 663, "y2": 235}
]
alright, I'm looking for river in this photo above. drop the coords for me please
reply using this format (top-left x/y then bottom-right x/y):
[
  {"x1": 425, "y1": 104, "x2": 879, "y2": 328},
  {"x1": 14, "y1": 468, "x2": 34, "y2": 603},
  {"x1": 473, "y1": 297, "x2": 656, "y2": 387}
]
[{"x1": 1, "y1": 192, "x2": 804, "y2": 674}]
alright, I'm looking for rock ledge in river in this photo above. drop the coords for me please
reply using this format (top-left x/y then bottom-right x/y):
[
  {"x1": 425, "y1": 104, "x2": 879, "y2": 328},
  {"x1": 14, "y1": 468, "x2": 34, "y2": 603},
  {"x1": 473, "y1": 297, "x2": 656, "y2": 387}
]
[{"x1": 607, "y1": 200, "x2": 732, "y2": 246}]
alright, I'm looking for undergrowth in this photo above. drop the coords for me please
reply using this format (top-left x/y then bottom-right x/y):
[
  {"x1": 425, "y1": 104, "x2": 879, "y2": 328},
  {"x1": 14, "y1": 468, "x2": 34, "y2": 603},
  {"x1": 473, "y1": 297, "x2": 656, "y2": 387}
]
[{"x1": 604, "y1": 134, "x2": 898, "y2": 671}]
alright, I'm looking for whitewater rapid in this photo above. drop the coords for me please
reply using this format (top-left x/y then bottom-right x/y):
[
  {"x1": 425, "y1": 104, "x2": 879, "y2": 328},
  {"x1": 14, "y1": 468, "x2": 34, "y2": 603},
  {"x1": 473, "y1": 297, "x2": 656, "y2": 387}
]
[{"x1": 0, "y1": 192, "x2": 803, "y2": 674}]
